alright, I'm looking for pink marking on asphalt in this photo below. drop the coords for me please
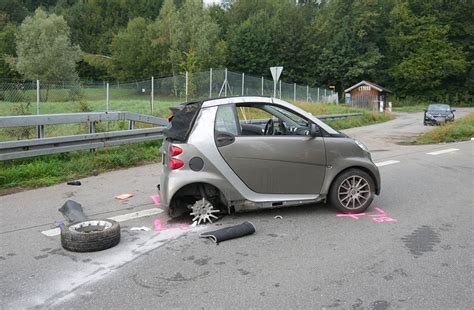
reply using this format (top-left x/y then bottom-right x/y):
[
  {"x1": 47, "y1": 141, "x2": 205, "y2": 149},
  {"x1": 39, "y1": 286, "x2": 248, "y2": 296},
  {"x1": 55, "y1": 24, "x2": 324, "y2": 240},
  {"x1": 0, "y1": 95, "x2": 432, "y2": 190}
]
[
  {"x1": 336, "y1": 213, "x2": 366, "y2": 219},
  {"x1": 153, "y1": 219, "x2": 191, "y2": 231},
  {"x1": 150, "y1": 195, "x2": 161, "y2": 206}
]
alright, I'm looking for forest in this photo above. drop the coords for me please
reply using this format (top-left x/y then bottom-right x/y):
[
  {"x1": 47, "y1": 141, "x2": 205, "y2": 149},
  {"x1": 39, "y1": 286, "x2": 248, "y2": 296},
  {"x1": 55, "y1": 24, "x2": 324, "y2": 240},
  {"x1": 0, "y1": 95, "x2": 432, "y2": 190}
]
[{"x1": 0, "y1": 0, "x2": 472, "y2": 103}]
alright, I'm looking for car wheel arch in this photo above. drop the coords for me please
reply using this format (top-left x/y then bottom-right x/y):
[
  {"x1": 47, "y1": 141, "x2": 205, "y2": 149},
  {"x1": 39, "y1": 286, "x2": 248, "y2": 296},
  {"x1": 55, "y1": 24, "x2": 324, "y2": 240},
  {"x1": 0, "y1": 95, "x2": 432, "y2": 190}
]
[{"x1": 169, "y1": 182, "x2": 231, "y2": 217}]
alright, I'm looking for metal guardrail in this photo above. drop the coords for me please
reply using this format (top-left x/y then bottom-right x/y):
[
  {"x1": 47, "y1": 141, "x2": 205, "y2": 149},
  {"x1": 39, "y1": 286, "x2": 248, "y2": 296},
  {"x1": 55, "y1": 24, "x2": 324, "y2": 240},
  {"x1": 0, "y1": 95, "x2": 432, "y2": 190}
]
[
  {"x1": 0, "y1": 112, "x2": 168, "y2": 160},
  {"x1": 0, "y1": 112, "x2": 362, "y2": 161}
]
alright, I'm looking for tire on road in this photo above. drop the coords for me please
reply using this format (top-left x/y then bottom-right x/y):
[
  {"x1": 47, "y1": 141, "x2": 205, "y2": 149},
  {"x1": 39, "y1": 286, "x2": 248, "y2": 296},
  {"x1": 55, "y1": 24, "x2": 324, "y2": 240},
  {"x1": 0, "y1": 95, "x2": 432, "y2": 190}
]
[
  {"x1": 329, "y1": 168, "x2": 375, "y2": 213},
  {"x1": 61, "y1": 219, "x2": 121, "y2": 252}
]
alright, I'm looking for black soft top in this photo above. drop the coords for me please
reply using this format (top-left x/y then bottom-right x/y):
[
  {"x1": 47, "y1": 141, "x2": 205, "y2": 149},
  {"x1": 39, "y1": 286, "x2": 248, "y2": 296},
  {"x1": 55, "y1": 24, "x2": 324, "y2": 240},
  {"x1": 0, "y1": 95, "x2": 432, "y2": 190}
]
[{"x1": 163, "y1": 101, "x2": 203, "y2": 141}]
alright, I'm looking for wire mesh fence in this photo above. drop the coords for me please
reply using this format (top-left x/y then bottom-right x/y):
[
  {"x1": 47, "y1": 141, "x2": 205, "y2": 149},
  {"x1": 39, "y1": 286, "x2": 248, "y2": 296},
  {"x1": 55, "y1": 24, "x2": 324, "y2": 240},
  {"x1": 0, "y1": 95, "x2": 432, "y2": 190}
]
[{"x1": 0, "y1": 69, "x2": 337, "y2": 117}]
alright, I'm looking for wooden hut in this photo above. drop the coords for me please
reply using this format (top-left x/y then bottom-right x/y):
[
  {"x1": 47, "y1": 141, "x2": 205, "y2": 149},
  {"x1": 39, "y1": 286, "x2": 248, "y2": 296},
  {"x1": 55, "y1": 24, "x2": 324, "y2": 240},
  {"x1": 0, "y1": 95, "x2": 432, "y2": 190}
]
[{"x1": 344, "y1": 80, "x2": 391, "y2": 111}]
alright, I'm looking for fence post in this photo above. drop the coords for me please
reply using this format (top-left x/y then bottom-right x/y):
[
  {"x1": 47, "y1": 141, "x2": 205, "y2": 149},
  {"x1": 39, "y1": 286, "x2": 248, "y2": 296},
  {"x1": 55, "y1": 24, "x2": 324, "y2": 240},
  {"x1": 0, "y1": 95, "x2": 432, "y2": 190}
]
[
  {"x1": 151, "y1": 76, "x2": 154, "y2": 114},
  {"x1": 209, "y1": 68, "x2": 212, "y2": 98},
  {"x1": 36, "y1": 80, "x2": 40, "y2": 115},
  {"x1": 185, "y1": 71, "x2": 188, "y2": 101},
  {"x1": 294, "y1": 83, "x2": 296, "y2": 101},
  {"x1": 106, "y1": 82, "x2": 109, "y2": 112},
  {"x1": 279, "y1": 80, "x2": 282, "y2": 99},
  {"x1": 241, "y1": 73, "x2": 245, "y2": 96},
  {"x1": 306, "y1": 85, "x2": 309, "y2": 102},
  {"x1": 261, "y1": 76, "x2": 264, "y2": 96},
  {"x1": 224, "y1": 68, "x2": 227, "y2": 97},
  {"x1": 317, "y1": 88, "x2": 320, "y2": 102}
]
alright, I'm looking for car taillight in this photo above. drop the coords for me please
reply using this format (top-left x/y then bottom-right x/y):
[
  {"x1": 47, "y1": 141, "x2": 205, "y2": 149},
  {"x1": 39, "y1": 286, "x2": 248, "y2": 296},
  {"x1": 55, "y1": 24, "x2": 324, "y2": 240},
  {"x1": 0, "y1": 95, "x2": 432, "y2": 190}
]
[
  {"x1": 169, "y1": 146, "x2": 183, "y2": 156},
  {"x1": 168, "y1": 145, "x2": 184, "y2": 170},
  {"x1": 169, "y1": 158, "x2": 184, "y2": 170}
]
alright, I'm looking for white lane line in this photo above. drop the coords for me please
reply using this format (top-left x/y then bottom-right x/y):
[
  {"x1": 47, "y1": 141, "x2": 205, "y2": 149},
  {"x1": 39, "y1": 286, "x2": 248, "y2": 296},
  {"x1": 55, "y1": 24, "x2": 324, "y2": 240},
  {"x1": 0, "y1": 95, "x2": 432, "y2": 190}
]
[
  {"x1": 41, "y1": 208, "x2": 163, "y2": 237},
  {"x1": 426, "y1": 148, "x2": 459, "y2": 155},
  {"x1": 375, "y1": 160, "x2": 400, "y2": 167}
]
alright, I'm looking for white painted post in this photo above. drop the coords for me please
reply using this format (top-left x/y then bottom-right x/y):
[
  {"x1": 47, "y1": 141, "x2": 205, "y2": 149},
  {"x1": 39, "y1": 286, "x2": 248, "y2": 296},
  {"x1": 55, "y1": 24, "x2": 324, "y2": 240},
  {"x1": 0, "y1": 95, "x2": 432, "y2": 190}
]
[
  {"x1": 293, "y1": 83, "x2": 296, "y2": 101},
  {"x1": 151, "y1": 76, "x2": 154, "y2": 114},
  {"x1": 185, "y1": 71, "x2": 188, "y2": 101},
  {"x1": 261, "y1": 76, "x2": 264, "y2": 96},
  {"x1": 209, "y1": 68, "x2": 213, "y2": 98},
  {"x1": 36, "y1": 80, "x2": 40, "y2": 115},
  {"x1": 242, "y1": 73, "x2": 245, "y2": 96},
  {"x1": 279, "y1": 80, "x2": 282, "y2": 99},
  {"x1": 224, "y1": 68, "x2": 227, "y2": 97},
  {"x1": 106, "y1": 82, "x2": 109, "y2": 112},
  {"x1": 306, "y1": 85, "x2": 309, "y2": 102}
]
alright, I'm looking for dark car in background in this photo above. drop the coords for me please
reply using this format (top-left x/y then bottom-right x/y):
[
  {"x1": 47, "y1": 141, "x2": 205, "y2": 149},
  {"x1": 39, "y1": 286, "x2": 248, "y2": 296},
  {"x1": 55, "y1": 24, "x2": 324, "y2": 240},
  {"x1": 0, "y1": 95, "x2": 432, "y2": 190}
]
[{"x1": 424, "y1": 103, "x2": 455, "y2": 125}]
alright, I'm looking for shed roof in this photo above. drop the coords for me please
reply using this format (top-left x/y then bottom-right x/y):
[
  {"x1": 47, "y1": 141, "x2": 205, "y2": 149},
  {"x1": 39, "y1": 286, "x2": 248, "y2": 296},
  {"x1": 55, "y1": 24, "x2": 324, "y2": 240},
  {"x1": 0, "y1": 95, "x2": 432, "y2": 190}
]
[{"x1": 345, "y1": 80, "x2": 391, "y2": 93}]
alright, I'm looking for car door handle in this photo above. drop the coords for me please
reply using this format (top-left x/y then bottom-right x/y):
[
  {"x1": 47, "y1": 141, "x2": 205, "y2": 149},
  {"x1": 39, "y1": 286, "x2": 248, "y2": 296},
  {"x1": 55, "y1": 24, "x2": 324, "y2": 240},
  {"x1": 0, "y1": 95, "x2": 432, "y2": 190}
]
[{"x1": 216, "y1": 133, "x2": 235, "y2": 147}]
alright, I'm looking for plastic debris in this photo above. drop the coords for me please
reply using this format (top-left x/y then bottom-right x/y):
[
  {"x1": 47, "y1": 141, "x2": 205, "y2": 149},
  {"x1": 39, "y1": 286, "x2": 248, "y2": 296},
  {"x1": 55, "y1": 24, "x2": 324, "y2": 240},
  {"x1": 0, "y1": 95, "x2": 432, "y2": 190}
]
[
  {"x1": 150, "y1": 195, "x2": 161, "y2": 205},
  {"x1": 58, "y1": 200, "x2": 88, "y2": 223},
  {"x1": 67, "y1": 180, "x2": 81, "y2": 186},
  {"x1": 114, "y1": 193, "x2": 134, "y2": 200},
  {"x1": 200, "y1": 221, "x2": 256, "y2": 244},
  {"x1": 130, "y1": 226, "x2": 151, "y2": 231},
  {"x1": 274, "y1": 215, "x2": 283, "y2": 219}
]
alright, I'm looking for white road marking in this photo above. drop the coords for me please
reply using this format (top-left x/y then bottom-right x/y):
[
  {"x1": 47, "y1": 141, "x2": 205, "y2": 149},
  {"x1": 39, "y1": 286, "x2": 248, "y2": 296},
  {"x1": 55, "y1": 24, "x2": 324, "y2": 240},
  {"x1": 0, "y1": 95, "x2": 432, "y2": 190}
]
[
  {"x1": 426, "y1": 148, "x2": 459, "y2": 155},
  {"x1": 375, "y1": 160, "x2": 400, "y2": 167},
  {"x1": 41, "y1": 208, "x2": 163, "y2": 237}
]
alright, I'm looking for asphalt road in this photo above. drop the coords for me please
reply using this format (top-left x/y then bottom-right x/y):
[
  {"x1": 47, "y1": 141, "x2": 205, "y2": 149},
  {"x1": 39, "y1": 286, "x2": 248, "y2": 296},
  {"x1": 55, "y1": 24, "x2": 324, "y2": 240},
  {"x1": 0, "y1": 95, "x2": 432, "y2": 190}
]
[{"x1": 0, "y1": 110, "x2": 473, "y2": 309}]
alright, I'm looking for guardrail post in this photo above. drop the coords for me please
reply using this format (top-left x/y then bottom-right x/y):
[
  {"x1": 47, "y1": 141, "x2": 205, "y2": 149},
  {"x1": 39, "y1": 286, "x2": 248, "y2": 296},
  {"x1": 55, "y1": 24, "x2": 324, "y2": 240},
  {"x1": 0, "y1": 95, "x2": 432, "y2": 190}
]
[
  {"x1": 129, "y1": 120, "x2": 135, "y2": 130},
  {"x1": 37, "y1": 125, "x2": 44, "y2": 139},
  {"x1": 89, "y1": 121, "x2": 96, "y2": 134}
]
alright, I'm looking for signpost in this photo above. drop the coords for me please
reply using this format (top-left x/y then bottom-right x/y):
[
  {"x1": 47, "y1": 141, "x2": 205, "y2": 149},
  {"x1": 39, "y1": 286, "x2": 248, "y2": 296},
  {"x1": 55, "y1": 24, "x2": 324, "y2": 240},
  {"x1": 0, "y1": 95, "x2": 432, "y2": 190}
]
[{"x1": 270, "y1": 66, "x2": 283, "y2": 98}]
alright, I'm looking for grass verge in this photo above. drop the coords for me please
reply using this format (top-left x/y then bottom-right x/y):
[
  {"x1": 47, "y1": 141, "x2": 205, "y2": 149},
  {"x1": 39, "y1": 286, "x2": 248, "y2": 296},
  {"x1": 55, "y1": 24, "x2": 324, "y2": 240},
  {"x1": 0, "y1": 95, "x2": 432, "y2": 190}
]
[
  {"x1": 414, "y1": 113, "x2": 474, "y2": 144},
  {"x1": 0, "y1": 141, "x2": 161, "y2": 195},
  {"x1": 0, "y1": 103, "x2": 394, "y2": 195}
]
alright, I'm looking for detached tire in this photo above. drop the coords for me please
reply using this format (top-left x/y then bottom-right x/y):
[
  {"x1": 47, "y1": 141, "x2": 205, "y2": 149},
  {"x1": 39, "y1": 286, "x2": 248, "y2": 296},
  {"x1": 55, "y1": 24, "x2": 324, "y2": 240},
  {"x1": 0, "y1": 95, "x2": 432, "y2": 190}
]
[
  {"x1": 329, "y1": 168, "x2": 375, "y2": 213},
  {"x1": 61, "y1": 219, "x2": 121, "y2": 252}
]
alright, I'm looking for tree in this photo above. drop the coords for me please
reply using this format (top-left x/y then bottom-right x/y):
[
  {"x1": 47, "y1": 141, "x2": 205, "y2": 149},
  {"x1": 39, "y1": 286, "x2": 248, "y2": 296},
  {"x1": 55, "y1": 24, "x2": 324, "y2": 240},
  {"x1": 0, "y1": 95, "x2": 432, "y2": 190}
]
[
  {"x1": 8, "y1": 8, "x2": 81, "y2": 83},
  {"x1": 0, "y1": 22, "x2": 18, "y2": 79},
  {"x1": 386, "y1": 0, "x2": 468, "y2": 99}
]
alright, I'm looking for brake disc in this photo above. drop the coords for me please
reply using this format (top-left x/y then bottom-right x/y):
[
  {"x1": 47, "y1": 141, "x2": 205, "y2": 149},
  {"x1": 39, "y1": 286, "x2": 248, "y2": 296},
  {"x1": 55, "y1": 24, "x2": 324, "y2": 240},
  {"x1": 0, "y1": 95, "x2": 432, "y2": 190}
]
[{"x1": 190, "y1": 198, "x2": 220, "y2": 225}]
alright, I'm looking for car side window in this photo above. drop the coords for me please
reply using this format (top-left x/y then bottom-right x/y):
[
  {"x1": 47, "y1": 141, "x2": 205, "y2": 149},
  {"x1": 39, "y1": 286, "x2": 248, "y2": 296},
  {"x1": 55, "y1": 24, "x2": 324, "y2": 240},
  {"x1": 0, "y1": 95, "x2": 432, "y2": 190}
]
[{"x1": 215, "y1": 105, "x2": 239, "y2": 136}]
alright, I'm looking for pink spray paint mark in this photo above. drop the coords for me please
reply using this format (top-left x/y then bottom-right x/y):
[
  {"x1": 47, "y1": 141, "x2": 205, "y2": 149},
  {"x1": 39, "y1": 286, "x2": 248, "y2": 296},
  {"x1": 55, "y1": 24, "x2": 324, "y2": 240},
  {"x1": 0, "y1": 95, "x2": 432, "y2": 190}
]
[
  {"x1": 153, "y1": 219, "x2": 191, "y2": 231},
  {"x1": 336, "y1": 213, "x2": 366, "y2": 219},
  {"x1": 150, "y1": 195, "x2": 161, "y2": 206},
  {"x1": 336, "y1": 208, "x2": 397, "y2": 222},
  {"x1": 368, "y1": 208, "x2": 397, "y2": 222}
]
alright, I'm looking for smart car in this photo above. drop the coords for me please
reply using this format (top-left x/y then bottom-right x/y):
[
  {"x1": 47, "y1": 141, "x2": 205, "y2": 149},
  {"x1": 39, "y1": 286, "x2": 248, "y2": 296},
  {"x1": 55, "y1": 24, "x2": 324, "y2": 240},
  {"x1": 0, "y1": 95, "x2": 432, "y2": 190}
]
[
  {"x1": 159, "y1": 97, "x2": 381, "y2": 224},
  {"x1": 424, "y1": 103, "x2": 455, "y2": 125}
]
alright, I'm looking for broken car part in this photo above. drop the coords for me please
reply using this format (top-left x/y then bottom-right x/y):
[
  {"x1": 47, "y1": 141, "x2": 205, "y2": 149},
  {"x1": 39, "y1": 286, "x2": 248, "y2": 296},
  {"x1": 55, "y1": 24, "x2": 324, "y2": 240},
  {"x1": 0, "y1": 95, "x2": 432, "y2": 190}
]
[
  {"x1": 61, "y1": 220, "x2": 121, "y2": 252},
  {"x1": 67, "y1": 180, "x2": 81, "y2": 186},
  {"x1": 58, "y1": 200, "x2": 88, "y2": 223},
  {"x1": 200, "y1": 221, "x2": 256, "y2": 244}
]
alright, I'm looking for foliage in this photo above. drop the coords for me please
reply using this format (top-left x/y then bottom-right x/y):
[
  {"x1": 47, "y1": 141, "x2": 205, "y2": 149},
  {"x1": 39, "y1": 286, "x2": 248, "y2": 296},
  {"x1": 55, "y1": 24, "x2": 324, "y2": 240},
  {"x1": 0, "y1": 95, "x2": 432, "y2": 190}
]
[
  {"x1": 8, "y1": 8, "x2": 81, "y2": 82},
  {"x1": 415, "y1": 113, "x2": 474, "y2": 144},
  {"x1": 0, "y1": 22, "x2": 19, "y2": 79}
]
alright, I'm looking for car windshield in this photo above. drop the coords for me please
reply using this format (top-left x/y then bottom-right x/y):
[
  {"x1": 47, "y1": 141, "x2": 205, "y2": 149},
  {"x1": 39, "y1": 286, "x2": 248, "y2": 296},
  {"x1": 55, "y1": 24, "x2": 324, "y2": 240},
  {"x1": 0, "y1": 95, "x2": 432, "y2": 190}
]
[{"x1": 428, "y1": 104, "x2": 450, "y2": 111}]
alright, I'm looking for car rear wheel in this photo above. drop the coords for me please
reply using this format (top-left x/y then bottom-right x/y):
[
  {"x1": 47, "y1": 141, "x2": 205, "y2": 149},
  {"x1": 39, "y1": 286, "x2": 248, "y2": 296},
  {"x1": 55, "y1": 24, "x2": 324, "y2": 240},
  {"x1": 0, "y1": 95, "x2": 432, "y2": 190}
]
[{"x1": 329, "y1": 169, "x2": 375, "y2": 213}]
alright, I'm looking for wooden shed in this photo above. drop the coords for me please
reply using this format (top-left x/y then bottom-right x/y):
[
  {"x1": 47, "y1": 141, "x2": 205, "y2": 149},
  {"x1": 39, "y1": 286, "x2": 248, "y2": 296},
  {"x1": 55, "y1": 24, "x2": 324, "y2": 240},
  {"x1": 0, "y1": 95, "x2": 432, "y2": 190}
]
[{"x1": 344, "y1": 80, "x2": 391, "y2": 111}]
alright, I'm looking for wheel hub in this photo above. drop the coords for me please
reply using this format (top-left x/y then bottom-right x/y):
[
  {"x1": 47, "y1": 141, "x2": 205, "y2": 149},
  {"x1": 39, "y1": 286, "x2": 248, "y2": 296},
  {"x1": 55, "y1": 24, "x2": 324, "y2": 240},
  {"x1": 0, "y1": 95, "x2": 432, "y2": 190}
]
[{"x1": 190, "y1": 198, "x2": 220, "y2": 225}]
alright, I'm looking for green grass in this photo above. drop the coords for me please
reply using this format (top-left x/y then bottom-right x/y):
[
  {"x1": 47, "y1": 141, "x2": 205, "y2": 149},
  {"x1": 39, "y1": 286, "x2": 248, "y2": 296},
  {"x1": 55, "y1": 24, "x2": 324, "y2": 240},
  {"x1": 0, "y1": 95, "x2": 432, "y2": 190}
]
[
  {"x1": 414, "y1": 113, "x2": 474, "y2": 144},
  {"x1": 0, "y1": 141, "x2": 161, "y2": 195},
  {"x1": 392, "y1": 105, "x2": 427, "y2": 112},
  {"x1": 0, "y1": 101, "x2": 394, "y2": 195}
]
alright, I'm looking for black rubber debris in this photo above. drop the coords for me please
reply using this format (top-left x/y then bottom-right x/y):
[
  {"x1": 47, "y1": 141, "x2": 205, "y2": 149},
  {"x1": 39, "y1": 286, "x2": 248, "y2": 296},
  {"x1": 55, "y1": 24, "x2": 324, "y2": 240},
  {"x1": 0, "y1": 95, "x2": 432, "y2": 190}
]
[
  {"x1": 200, "y1": 221, "x2": 255, "y2": 244},
  {"x1": 67, "y1": 180, "x2": 81, "y2": 186},
  {"x1": 59, "y1": 200, "x2": 88, "y2": 223}
]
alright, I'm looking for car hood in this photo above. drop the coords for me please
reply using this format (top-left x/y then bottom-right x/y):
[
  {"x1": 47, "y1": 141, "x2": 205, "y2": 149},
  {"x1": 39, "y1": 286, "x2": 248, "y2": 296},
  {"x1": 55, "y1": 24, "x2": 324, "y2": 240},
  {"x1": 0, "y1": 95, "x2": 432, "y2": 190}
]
[{"x1": 427, "y1": 110, "x2": 451, "y2": 116}]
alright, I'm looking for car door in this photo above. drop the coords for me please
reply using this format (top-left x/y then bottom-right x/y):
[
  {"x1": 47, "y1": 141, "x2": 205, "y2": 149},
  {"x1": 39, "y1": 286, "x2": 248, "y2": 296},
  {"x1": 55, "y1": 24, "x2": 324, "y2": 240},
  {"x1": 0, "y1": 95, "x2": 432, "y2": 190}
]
[{"x1": 214, "y1": 103, "x2": 326, "y2": 195}]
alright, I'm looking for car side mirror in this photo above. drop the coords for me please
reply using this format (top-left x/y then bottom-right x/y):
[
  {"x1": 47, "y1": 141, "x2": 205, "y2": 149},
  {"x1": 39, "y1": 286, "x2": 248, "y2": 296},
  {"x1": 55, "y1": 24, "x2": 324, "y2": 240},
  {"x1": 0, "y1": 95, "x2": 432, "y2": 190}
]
[{"x1": 310, "y1": 123, "x2": 320, "y2": 137}]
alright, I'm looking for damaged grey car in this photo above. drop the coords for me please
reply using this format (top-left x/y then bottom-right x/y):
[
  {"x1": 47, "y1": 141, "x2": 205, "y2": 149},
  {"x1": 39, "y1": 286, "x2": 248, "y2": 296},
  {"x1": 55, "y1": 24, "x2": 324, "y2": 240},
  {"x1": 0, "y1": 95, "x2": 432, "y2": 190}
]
[{"x1": 158, "y1": 97, "x2": 381, "y2": 224}]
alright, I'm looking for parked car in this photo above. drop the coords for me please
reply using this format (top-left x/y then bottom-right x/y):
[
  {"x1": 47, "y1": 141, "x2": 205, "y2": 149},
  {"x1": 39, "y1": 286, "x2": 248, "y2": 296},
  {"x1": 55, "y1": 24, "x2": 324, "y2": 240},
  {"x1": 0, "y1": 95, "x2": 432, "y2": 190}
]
[
  {"x1": 159, "y1": 97, "x2": 381, "y2": 224},
  {"x1": 424, "y1": 103, "x2": 455, "y2": 125}
]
